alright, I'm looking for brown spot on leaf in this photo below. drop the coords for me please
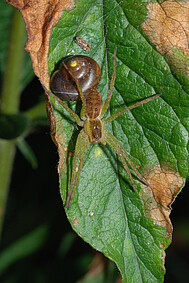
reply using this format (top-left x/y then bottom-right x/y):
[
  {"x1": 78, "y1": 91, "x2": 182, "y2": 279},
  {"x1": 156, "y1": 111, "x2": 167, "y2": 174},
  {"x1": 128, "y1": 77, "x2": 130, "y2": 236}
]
[
  {"x1": 56, "y1": 127, "x2": 67, "y2": 175},
  {"x1": 142, "y1": 0, "x2": 189, "y2": 77},
  {"x1": 45, "y1": 93, "x2": 58, "y2": 146},
  {"x1": 136, "y1": 164, "x2": 141, "y2": 169},
  {"x1": 68, "y1": 151, "x2": 73, "y2": 157},
  {"x1": 141, "y1": 164, "x2": 184, "y2": 238},
  {"x1": 162, "y1": 251, "x2": 166, "y2": 264},
  {"x1": 73, "y1": 218, "x2": 78, "y2": 226}
]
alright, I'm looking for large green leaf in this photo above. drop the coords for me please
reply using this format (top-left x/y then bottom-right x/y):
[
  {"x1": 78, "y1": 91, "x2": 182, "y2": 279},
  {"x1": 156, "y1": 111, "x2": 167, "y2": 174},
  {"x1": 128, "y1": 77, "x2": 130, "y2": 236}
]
[{"x1": 48, "y1": 0, "x2": 189, "y2": 282}]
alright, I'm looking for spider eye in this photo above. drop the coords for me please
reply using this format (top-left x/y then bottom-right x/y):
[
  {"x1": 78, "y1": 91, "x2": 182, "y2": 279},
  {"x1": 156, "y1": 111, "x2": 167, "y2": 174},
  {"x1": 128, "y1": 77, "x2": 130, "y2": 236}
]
[{"x1": 92, "y1": 124, "x2": 101, "y2": 140}]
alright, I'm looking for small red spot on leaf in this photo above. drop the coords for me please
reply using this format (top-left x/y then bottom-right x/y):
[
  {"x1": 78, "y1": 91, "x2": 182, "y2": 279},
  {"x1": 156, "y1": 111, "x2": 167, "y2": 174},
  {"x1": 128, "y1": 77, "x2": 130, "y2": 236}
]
[{"x1": 73, "y1": 218, "x2": 78, "y2": 226}]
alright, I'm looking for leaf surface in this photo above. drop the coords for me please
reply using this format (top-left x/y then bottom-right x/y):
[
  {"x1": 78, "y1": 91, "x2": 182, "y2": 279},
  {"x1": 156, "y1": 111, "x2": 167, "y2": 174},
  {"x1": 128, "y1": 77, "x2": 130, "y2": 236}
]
[
  {"x1": 9, "y1": 0, "x2": 188, "y2": 282},
  {"x1": 48, "y1": 0, "x2": 189, "y2": 282},
  {"x1": 47, "y1": 1, "x2": 189, "y2": 283}
]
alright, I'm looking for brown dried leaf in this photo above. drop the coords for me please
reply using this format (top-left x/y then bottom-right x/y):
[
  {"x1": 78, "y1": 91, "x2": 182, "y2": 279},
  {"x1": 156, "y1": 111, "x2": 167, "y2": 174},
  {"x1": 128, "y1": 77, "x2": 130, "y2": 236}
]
[
  {"x1": 6, "y1": 0, "x2": 74, "y2": 88},
  {"x1": 6, "y1": 0, "x2": 75, "y2": 155},
  {"x1": 45, "y1": 90, "x2": 67, "y2": 174},
  {"x1": 141, "y1": 164, "x2": 183, "y2": 238},
  {"x1": 142, "y1": 0, "x2": 189, "y2": 76}
]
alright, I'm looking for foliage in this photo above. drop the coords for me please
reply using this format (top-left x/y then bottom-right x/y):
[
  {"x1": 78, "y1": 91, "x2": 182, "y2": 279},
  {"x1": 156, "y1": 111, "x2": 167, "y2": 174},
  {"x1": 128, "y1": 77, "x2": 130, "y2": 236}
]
[
  {"x1": 0, "y1": 0, "x2": 189, "y2": 282},
  {"x1": 48, "y1": 0, "x2": 189, "y2": 282}
]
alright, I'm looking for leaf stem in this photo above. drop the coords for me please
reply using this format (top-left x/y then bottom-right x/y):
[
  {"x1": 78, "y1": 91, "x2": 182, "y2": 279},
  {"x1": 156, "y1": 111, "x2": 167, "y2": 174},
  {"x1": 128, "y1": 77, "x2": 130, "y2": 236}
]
[{"x1": 0, "y1": 8, "x2": 26, "y2": 237}]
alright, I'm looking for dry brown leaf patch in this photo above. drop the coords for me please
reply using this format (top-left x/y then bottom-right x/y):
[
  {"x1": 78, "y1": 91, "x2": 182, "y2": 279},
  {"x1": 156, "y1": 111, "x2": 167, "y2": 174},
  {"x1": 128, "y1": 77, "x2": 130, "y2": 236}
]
[
  {"x1": 141, "y1": 164, "x2": 183, "y2": 238},
  {"x1": 142, "y1": 0, "x2": 189, "y2": 76}
]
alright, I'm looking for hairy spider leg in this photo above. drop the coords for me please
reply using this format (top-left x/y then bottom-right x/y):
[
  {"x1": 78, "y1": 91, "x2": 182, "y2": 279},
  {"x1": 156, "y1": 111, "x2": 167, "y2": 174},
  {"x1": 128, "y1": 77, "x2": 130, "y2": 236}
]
[
  {"x1": 45, "y1": 88, "x2": 84, "y2": 127},
  {"x1": 45, "y1": 86, "x2": 88, "y2": 208},
  {"x1": 102, "y1": 93, "x2": 161, "y2": 190},
  {"x1": 65, "y1": 129, "x2": 89, "y2": 209},
  {"x1": 103, "y1": 128, "x2": 149, "y2": 190},
  {"x1": 62, "y1": 62, "x2": 87, "y2": 120},
  {"x1": 104, "y1": 93, "x2": 161, "y2": 125},
  {"x1": 100, "y1": 48, "x2": 117, "y2": 118}
]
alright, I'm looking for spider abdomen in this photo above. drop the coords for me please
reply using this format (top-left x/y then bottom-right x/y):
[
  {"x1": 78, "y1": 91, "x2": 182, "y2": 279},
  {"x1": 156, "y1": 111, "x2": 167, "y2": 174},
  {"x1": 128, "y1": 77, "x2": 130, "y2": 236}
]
[{"x1": 85, "y1": 89, "x2": 102, "y2": 119}]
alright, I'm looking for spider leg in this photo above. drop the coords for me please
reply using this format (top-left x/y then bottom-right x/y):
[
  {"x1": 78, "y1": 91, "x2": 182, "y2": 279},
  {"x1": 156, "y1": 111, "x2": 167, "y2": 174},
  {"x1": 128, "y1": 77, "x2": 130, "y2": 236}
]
[
  {"x1": 103, "y1": 128, "x2": 149, "y2": 190},
  {"x1": 100, "y1": 48, "x2": 117, "y2": 118},
  {"x1": 45, "y1": 87, "x2": 84, "y2": 127},
  {"x1": 104, "y1": 93, "x2": 161, "y2": 125},
  {"x1": 65, "y1": 129, "x2": 89, "y2": 209},
  {"x1": 62, "y1": 62, "x2": 87, "y2": 120}
]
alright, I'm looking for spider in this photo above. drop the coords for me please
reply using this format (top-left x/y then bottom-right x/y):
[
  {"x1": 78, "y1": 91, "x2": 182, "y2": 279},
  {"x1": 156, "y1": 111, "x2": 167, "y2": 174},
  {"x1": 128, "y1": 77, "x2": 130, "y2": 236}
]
[{"x1": 47, "y1": 49, "x2": 161, "y2": 209}]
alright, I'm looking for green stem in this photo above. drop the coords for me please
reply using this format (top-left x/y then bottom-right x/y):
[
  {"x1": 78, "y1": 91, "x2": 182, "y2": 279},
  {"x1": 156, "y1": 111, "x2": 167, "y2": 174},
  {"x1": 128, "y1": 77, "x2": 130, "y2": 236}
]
[{"x1": 0, "y1": 8, "x2": 26, "y2": 236}]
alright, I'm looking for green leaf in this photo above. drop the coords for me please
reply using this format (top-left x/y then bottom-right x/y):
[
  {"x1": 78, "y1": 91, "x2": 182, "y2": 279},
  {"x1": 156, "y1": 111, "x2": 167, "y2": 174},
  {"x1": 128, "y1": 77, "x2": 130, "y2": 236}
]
[
  {"x1": 16, "y1": 138, "x2": 38, "y2": 169},
  {"x1": 0, "y1": 225, "x2": 48, "y2": 274},
  {"x1": 0, "y1": 113, "x2": 29, "y2": 139},
  {"x1": 48, "y1": 0, "x2": 189, "y2": 282}
]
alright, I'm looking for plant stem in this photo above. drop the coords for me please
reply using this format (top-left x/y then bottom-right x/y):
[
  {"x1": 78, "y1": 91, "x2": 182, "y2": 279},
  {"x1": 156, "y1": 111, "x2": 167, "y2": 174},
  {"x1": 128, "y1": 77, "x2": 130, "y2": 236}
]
[{"x1": 0, "y1": 8, "x2": 26, "y2": 237}]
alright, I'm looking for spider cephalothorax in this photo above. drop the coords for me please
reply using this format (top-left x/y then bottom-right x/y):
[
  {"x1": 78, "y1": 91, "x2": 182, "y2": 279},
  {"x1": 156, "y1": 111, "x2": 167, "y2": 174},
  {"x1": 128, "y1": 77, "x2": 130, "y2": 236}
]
[{"x1": 48, "y1": 49, "x2": 161, "y2": 208}]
